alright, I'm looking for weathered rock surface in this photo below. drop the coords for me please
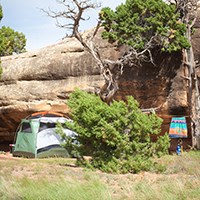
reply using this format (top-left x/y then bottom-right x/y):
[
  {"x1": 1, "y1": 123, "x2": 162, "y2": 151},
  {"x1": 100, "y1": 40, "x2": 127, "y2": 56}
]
[
  {"x1": 0, "y1": 29, "x2": 122, "y2": 143},
  {"x1": 0, "y1": 21, "x2": 200, "y2": 150}
]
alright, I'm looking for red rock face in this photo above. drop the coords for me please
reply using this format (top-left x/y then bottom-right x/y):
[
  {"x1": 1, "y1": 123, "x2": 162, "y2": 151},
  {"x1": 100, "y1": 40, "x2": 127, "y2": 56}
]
[
  {"x1": 117, "y1": 51, "x2": 187, "y2": 113},
  {"x1": 115, "y1": 50, "x2": 193, "y2": 150}
]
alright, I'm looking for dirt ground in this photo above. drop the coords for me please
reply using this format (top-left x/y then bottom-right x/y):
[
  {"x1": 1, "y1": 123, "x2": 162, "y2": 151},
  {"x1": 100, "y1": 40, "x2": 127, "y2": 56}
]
[{"x1": 0, "y1": 151, "x2": 20, "y2": 160}]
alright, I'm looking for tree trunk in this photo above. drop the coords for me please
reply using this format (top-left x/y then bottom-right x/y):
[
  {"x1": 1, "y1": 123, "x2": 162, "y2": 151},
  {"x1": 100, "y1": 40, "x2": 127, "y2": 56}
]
[{"x1": 184, "y1": 24, "x2": 200, "y2": 149}]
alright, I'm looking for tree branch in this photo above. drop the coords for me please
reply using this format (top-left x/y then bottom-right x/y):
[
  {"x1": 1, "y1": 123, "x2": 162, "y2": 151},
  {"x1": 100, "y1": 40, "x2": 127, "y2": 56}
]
[{"x1": 42, "y1": 0, "x2": 122, "y2": 103}]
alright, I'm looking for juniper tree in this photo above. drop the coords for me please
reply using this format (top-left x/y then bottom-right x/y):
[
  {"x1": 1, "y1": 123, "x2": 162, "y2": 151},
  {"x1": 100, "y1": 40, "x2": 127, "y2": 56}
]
[
  {"x1": 0, "y1": 4, "x2": 26, "y2": 56},
  {"x1": 62, "y1": 89, "x2": 170, "y2": 173},
  {"x1": 0, "y1": 26, "x2": 26, "y2": 56},
  {"x1": 46, "y1": 0, "x2": 200, "y2": 147}
]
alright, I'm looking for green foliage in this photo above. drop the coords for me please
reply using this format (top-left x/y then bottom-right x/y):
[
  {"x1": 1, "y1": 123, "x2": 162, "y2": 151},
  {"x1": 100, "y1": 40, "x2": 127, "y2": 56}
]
[
  {"x1": 0, "y1": 26, "x2": 26, "y2": 56},
  {"x1": 99, "y1": 0, "x2": 190, "y2": 53},
  {"x1": 0, "y1": 5, "x2": 2, "y2": 21},
  {"x1": 63, "y1": 89, "x2": 170, "y2": 173},
  {"x1": 0, "y1": 5, "x2": 26, "y2": 56}
]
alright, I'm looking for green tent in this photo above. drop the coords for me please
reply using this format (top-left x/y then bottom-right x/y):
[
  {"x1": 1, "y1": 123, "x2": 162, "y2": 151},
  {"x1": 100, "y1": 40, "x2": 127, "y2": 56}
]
[{"x1": 12, "y1": 113, "x2": 76, "y2": 158}]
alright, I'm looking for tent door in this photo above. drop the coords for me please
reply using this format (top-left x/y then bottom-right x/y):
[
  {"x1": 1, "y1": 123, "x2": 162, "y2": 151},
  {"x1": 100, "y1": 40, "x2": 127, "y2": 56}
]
[{"x1": 13, "y1": 121, "x2": 39, "y2": 158}]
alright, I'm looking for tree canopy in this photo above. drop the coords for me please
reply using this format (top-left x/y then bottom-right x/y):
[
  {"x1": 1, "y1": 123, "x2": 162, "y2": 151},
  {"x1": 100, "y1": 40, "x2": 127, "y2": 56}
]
[
  {"x1": 0, "y1": 5, "x2": 26, "y2": 56},
  {"x1": 100, "y1": 0, "x2": 190, "y2": 54},
  {"x1": 0, "y1": 26, "x2": 26, "y2": 56}
]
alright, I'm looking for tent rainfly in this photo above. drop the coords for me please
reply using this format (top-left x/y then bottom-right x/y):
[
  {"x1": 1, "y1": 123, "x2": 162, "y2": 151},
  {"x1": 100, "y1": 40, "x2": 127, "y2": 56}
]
[{"x1": 12, "y1": 112, "x2": 77, "y2": 158}]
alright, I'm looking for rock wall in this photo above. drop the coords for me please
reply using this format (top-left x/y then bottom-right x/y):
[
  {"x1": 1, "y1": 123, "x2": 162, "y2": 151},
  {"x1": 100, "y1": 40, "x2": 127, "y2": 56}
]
[
  {"x1": 116, "y1": 51, "x2": 192, "y2": 150},
  {"x1": 0, "y1": 30, "x2": 122, "y2": 144},
  {"x1": 1, "y1": 22, "x2": 200, "y2": 150}
]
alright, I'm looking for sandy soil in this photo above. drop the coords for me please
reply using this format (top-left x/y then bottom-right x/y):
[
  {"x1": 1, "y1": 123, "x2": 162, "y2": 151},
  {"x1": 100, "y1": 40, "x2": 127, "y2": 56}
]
[{"x1": 0, "y1": 152, "x2": 20, "y2": 160}]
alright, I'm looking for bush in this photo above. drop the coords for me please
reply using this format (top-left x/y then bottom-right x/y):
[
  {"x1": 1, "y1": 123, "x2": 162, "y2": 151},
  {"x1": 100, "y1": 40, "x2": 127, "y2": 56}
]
[{"x1": 63, "y1": 89, "x2": 170, "y2": 173}]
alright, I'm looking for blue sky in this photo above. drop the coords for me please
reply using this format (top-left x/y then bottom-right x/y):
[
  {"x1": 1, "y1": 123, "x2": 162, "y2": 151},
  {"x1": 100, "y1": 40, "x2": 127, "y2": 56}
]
[{"x1": 0, "y1": 0, "x2": 125, "y2": 51}]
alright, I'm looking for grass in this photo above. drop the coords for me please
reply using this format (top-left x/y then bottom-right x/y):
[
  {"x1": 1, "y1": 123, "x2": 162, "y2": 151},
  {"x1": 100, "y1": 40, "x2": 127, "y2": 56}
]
[
  {"x1": 0, "y1": 151, "x2": 200, "y2": 200},
  {"x1": 0, "y1": 177, "x2": 110, "y2": 200}
]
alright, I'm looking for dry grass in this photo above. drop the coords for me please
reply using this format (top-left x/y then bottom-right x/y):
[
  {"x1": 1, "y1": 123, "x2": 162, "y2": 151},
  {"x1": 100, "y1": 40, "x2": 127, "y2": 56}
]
[{"x1": 0, "y1": 151, "x2": 200, "y2": 200}]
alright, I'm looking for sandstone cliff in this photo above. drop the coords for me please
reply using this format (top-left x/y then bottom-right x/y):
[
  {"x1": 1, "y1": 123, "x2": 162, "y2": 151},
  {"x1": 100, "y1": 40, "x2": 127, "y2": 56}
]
[
  {"x1": 0, "y1": 30, "x2": 122, "y2": 143},
  {"x1": 0, "y1": 23, "x2": 199, "y2": 150}
]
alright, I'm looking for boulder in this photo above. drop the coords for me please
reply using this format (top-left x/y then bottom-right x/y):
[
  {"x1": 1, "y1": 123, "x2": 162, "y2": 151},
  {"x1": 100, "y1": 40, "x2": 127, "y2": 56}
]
[{"x1": 0, "y1": 29, "x2": 121, "y2": 143}]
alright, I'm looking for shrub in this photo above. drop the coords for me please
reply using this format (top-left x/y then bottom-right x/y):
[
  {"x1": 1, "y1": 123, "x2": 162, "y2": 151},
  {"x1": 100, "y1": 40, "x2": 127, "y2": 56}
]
[{"x1": 62, "y1": 89, "x2": 170, "y2": 173}]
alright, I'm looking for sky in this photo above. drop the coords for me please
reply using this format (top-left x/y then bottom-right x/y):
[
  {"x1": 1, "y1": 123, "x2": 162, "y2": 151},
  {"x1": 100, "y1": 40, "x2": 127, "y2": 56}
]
[{"x1": 0, "y1": 0, "x2": 125, "y2": 51}]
